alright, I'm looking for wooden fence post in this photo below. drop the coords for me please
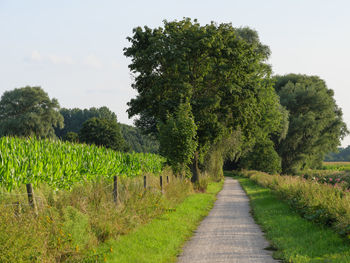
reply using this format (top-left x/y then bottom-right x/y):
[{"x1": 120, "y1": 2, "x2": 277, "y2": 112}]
[
  {"x1": 26, "y1": 183, "x2": 38, "y2": 215},
  {"x1": 113, "y1": 176, "x2": 118, "y2": 203},
  {"x1": 160, "y1": 175, "x2": 163, "y2": 193},
  {"x1": 144, "y1": 175, "x2": 147, "y2": 189},
  {"x1": 166, "y1": 175, "x2": 169, "y2": 184}
]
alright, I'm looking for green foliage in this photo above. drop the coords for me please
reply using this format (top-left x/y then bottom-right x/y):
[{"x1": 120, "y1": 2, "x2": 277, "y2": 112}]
[
  {"x1": 203, "y1": 130, "x2": 243, "y2": 180},
  {"x1": 55, "y1": 106, "x2": 117, "y2": 139},
  {"x1": 239, "y1": 170, "x2": 350, "y2": 240},
  {"x1": 64, "y1": 131, "x2": 79, "y2": 142},
  {"x1": 235, "y1": 173, "x2": 350, "y2": 263},
  {"x1": 125, "y1": 18, "x2": 284, "y2": 180},
  {"x1": 325, "y1": 147, "x2": 350, "y2": 162},
  {"x1": 0, "y1": 86, "x2": 63, "y2": 138},
  {"x1": 274, "y1": 74, "x2": 348, "y2": 174},
  {"x1": 321, "y1": 161, "x2": 350, "y2": 171},
  {"x1": 159, "y1": 103, "x2": 197, "y2": 173},
  {"x1": 119, "y1": 123, "x2": 159, "y2": 153},
  {"x1": 0, "y1": 170, "x2": 194, "y2": 262},
  {"x1": 79, "y1": 117, "x2": 125, "y2": 151},
  {"x1": 62, "y1": 206, "x2": 92, "y2": 248},
  {"x1": 0, "y1": 136, "x2": 165, "y2": 191},
  {"x1": 239, "y1": 139, "x2": 282, "y2": 174}
]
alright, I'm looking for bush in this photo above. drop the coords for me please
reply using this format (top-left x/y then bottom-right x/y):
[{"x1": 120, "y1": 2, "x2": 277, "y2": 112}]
[
  {"x1": 64, "y1": 132, "x2": 79, "y2": 142},
  {"x1": 239, "y1": 139, "x2": 282, "y2": 174},
  {"x1": 239, "y1": 170, "x2": 350, "y2": 237}
]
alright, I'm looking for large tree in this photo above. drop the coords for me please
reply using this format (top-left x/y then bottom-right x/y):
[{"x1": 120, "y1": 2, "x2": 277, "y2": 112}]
[
  {"x1": 79, "y1": 117, "x2": 125, "y2": 151},
  {"x1": 125, "y1": 18, "x2": 284, "y2": 181},
  {"x1": 0, "y1": 86, "x2": 63, "y2": 138},
  {"x1": 274, "y1": 74, "x2": 348, "y2": 173}
]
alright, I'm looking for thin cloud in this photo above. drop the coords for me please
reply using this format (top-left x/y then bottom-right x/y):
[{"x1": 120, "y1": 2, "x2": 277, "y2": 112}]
[
  {"x1": 84, "y1": 55, "x2": 103, "y2": 69},
  {"x1": 85, "y1": 88, "x2": 116, "y2": 94},
  {"x1": 26, "y1": 51, "x2": 75, "y2": 65},
  {"x1": 47, "y1": 54, "x2": 74, "y2": 65},
  {"x1": 31, "y1": 50, "x2": 42, "y2": 61}
]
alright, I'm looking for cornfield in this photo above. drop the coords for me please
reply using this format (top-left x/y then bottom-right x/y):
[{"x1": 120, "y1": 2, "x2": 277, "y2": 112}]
[{"x1": 0, "y1": 137, "x2": 165, "y2": 191}]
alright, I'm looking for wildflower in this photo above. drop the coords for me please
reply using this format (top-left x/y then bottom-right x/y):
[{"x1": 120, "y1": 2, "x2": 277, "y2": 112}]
[{"x1": 329, "y1": 178, "x2": 333, "y2": 182}]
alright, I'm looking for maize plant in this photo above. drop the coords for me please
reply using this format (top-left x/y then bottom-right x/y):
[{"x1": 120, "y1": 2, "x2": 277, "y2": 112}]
[{"x1": 0, "y1": 137, "x2": 165, "y2": 191}]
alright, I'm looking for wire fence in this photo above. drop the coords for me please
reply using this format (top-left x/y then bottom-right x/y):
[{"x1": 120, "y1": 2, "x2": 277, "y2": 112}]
[{"x1": 0, "y1": 174, "x2": 171, "y2": 215}]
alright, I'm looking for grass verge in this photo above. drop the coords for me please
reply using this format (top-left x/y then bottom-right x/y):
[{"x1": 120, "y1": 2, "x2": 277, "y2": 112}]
[
  {"x1": 230, "y1": 173, "x2": 350, "y2": 262},
  {"x1": 98, "y1": 181, "x2": 224, "y2": 263},
  {"x1": 0, "y1": 171, "x2": 194, "y2": 262}
]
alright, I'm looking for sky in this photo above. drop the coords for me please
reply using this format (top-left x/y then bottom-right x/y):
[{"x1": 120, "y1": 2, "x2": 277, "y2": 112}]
[{"x1": 1, "y1": 0, "x2": 350, "y2": 146}]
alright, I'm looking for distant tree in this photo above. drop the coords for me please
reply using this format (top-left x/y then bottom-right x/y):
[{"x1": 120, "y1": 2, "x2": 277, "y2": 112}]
[
  {"x1": 55, "y1": 106, "x2": 117, "y2": 138},
  {"x1": 79, "y1": 117, "x2": 125, "y2": 151},
  {"x1": 125, "y1": 18, "x2": 284, "y2": 181},
  {"x1": 0, "y1": 86, "x2": 63, "y2": 138},
  {"x1": 325, "y1": 146, "x2": 350, "y2": 162},
  {"x1": 64, "y1": 131, "x2": 79, "y2": 143},
  {"x1": 119, "y1": 124, "x2": 159, "y2": 153},
  {"x1": 239, "y1": 138, "x2": 282, "y2": 174},
  {"x1": 158, "y1": 103, "x2": 197, "y2": 174},
  {"x1": 274, "y1": 74, "x2": 348, "y2": 173}
]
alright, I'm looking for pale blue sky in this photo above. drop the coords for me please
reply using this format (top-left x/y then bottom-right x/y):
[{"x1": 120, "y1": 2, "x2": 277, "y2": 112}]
[{"x1": 1, "y1": 0, "x2": 350, "y2": 146}]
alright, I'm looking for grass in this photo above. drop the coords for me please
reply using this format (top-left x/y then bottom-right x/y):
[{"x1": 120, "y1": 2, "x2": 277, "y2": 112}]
[
  {"x1": 0, "y1": 171, "x2": 198, "y2": 262},
  {"x1": 228, "y1": 172, "x2": 350, "y2": 262},
  {"x1": 97, "y1": 181, "x2": 224, "y2": 263}
]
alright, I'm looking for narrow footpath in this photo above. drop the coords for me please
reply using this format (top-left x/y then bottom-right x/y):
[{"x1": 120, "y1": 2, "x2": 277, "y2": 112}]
[{"x1": 177, "y1": 177, "x2": 279, "y2": 263}]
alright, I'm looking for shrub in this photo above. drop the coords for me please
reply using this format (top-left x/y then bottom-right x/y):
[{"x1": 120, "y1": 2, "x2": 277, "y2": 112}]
[
  {"x1": 239, "y1": 170, "x2": 350, "y2": 237},
  {"x1": 239, "y1": 139, "x2": 282, "y2": 174}
]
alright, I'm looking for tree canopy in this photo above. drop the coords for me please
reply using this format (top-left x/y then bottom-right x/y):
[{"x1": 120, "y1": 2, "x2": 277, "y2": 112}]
[
  {"x1": 55, "y1": 106, "x2": 117, "y2": 138},
  {"x1": 125, "y1": 18, "x2": 284, "y2": 180},
  {"x1": 158, "y1": 103, "x2": 197, "y2": 175},
  {"x1": 119, "y1": 123, "x2": 159, "y2": 153},
  {"x1": 79, "y1": 117, "x2": 125, "y2": 151},
  {"x1": 0, "y1": 86, "x2": 63, "y2": 138},
  {"x1": 274, "y1": 74, "x2": 348, "y2": 173}
]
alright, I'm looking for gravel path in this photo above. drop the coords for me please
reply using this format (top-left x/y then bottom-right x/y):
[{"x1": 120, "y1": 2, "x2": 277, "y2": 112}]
[{"x1": 177, "y1": 177, "x2": 279, "y2": 263}]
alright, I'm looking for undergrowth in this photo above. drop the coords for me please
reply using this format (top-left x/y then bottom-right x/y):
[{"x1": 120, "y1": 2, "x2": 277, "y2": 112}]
[{"x1": 0, "y1": 168, "x2": 194, "y2": 262}]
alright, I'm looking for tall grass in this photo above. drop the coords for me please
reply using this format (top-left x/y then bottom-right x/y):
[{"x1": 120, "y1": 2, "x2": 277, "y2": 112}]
[{"x1": 0, "y1": 169, "x2": 193, "y2": 262}]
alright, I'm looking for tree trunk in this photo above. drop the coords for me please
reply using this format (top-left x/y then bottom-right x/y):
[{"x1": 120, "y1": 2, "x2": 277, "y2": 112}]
[{"x1": 191, "y1": 152, "x2": 200, "y2": 183}]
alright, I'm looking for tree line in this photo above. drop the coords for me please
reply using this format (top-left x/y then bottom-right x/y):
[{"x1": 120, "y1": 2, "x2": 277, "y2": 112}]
[
  {"x1": 0, "y1": 18, "x2": 347, "y2": 182},
  {"x1": 0, "y1": 87, "x2": 158, "y2": 153},
  {"x1": 325, "y1": 146, "x2": 350, "y2": 162},
  {"x1": 124, "y1": 18, "x2": 348, "y2": 180}
]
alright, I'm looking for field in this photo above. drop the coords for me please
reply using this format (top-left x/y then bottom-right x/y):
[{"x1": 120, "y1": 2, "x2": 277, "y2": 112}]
[
  {"x1": 322, "y1": 161, "x2": 350, "y2": 171},
  {"x1": 0, "y1": 137, "x2": 221, "y2": 262},
  {"x1": 0, "y1": 136, "x2": 165, "y2": 191}
]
